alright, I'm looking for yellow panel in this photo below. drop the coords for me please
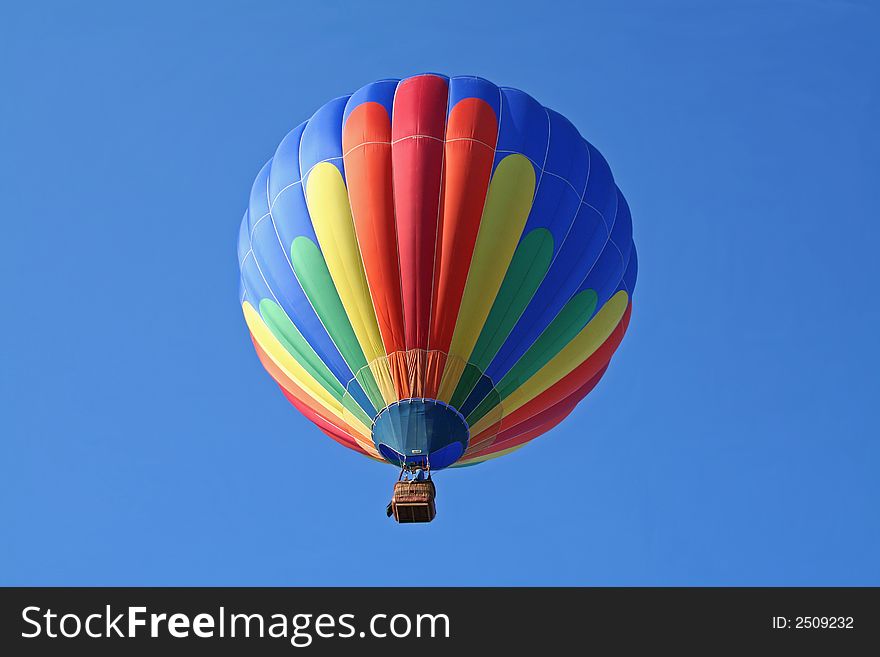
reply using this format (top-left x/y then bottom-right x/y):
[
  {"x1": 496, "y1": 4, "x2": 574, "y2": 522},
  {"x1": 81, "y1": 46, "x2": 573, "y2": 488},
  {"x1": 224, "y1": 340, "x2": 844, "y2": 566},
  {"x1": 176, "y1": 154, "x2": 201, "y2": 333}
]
[
  {"x1": 243, "y1": 302, "x2": 373, "y2": 441},
  {"x1": 304, "y1": 163, "x2": 395, "y2": 405},
  {"x1": 365, "y1": 359, "x2": 396, "y2": 404},
  {"x1": 468, "y1": 290, "x2": 629, "y2": 436},
  {"x1": 436, "y1": 154, "x2": 536, "y2": 401}
]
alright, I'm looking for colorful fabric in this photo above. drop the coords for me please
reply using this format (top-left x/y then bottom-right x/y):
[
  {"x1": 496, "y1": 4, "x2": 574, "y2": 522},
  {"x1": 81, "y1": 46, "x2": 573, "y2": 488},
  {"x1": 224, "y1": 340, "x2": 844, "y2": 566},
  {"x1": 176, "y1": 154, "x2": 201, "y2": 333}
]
[{"x1": 238, "y1": 74, "x2": 637, "y2": 468}]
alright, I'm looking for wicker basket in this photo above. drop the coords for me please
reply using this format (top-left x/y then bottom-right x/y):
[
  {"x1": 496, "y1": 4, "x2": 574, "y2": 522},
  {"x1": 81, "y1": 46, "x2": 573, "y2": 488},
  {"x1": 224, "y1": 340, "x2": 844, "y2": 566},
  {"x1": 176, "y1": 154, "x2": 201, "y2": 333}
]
[{"x1": 391, "y1": 480, "x2": 436, "y2": 523}]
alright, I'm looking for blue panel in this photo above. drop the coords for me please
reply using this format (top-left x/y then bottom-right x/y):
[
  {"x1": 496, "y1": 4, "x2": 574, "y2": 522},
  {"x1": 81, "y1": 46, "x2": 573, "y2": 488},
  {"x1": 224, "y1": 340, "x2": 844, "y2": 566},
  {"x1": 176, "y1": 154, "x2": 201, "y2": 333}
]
[
  {"x1": 574, "y1": 188, "x2": 633, "y2": 307},
  {"x1": 237, "y1": 211, "x2": 254, "y2": 307},
  {"x1": 495, "y1": 87, "x2": 549, "y2": 168},
  {"x1": 299, "y1": 95, "x2": 349, "y2": 183},
  {"x1": 620, "y1": 245, "x2": 638, "y2": 296},
  {"x1": 427, "y1": 442, "x2": 466, "y2": 470},
  {"x1": 240, "y1": 233, "x2": 273, "y2": 307},
  {"x1": 543, "y1": 109, "x2": 590, "y2": 193},
  {"x1": 269, "y1": 124, "x2": 320, "y2": 247},
  {"x1": 583, "y1": 142, "x2": 619, "y2": 223},
  {"x1": 267, "y1": 121, "x2": 308, "y2": 203},
  {"x1": 372, "y1": 399, "x2": 469, "y2": 470},
  {"x1": 342, "y1": 78, "x2": 399, "y2": 126},
  {"x1": 448, "y1": 75, "x2": 501, "y2": 119},
  {"x1": 504, "y1": 109, "x2": 589, "y2": 267},
  {"x1": 457, "y1": 377, "x2": 495, "y2": 420},
  {"x1": 239, "y1": 132, "x2": 376, "y2": 417},
  {"x1": 246, "y1": 159, "x2": 272, "y2": 235}
]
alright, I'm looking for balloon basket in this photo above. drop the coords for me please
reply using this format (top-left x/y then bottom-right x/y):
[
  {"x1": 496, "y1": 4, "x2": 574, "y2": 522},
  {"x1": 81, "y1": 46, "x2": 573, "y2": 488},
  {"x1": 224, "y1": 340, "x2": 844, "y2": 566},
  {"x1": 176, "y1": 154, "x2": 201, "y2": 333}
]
[{"x1": 388, "y1": 479, "x2": 436, "y2": 523}]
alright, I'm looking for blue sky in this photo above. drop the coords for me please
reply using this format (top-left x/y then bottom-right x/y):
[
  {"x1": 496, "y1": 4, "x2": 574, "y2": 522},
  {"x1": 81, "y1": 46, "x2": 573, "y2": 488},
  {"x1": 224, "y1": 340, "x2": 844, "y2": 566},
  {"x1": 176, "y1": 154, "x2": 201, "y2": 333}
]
[{"x1": 2, "y1": 0, "x2": 878, "y2": 585}]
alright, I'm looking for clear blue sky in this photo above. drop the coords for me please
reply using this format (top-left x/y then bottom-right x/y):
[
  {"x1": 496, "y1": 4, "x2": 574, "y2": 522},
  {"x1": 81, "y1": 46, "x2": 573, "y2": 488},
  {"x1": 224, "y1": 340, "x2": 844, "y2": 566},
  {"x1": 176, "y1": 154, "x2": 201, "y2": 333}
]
[{"x1": 2, "y1": 0, "x2": 878, "y2": 585}]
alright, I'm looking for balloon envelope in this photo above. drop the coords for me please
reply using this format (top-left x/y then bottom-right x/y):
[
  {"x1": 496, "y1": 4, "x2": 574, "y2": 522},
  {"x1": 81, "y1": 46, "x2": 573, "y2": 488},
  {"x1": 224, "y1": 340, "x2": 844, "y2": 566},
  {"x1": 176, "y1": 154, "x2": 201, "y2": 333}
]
[{"x1": 238, "y1": 74, "x2": 637, "y2": 469}]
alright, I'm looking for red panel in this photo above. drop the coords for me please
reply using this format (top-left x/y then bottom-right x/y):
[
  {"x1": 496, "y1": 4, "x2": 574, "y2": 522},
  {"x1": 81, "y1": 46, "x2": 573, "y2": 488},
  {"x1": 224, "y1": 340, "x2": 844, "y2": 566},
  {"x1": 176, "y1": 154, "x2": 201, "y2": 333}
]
[
  {"x1": 425, "y1": 98, "x2": 498, "y2": 396},
  {"x1": 342, "y1": 102, "x2": 405, "y2": 355},
  {"x1": 383, "y1": 349, "x2": 448, "y2": 399},
  {"x1": 391, "y1": 74, "x2": 448, "y2": 350}
]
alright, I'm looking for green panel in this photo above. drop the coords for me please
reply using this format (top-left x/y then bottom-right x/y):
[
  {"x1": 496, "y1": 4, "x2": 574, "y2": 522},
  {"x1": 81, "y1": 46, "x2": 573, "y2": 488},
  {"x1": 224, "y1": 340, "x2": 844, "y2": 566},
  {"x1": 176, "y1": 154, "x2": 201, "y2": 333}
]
[
  {"x1": 465, "y1": 289, "x2": 598, "y2": 426},
  {"x1": 450, "y1": 228, "x2": 553, "y2": 409},
  {"x1": 290, "y1": 236, "x2": 385, "y2": 411},
  {"x1": 258, "y1": 298, "x2": 373, "y2": 427}
]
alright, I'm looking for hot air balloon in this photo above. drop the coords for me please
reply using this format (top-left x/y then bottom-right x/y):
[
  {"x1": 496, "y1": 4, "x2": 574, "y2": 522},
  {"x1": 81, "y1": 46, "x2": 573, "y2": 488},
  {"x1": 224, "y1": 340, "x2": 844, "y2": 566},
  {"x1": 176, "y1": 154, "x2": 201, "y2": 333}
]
[{"x1": 237, "y1": 74, "x2": 637, "y2": 522}]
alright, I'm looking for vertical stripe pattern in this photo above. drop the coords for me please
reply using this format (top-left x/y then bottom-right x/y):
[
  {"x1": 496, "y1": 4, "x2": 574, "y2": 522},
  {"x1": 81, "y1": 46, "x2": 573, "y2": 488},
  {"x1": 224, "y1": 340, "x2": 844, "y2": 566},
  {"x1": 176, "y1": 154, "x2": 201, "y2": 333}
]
[{"x1": 238, "y1": 74, "x2": 637, "y2": 469}]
